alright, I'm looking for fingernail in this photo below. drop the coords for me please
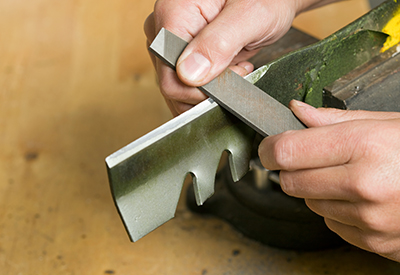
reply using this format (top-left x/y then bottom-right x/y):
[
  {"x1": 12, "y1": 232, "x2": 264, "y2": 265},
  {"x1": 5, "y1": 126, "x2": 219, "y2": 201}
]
[
  {"x1": 291, "y1": 99, "x2": 315, "y2": 109},
  {"x1": 179, "y1": 53, "x2": 211, "y2": 82}
]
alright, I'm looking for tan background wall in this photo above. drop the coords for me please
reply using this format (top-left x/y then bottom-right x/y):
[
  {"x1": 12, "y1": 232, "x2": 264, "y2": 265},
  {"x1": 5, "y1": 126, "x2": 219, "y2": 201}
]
[{"x1": 2, "y1": 0, "x2": 395, "y2": 274}]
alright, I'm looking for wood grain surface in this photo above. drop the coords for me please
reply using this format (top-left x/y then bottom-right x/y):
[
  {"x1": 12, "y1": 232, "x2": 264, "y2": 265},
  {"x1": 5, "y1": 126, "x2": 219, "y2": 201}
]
[{"x1": 1, "y1": 0, "x2": 399, "y2": 274}]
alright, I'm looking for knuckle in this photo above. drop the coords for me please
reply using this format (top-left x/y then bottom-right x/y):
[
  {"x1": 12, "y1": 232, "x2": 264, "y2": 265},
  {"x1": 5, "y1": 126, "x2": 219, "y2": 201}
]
[
  {"x1": 348, "y1": 172, "x2": 377, "y2": 202},
  {"x1": 202, "y1": 35, "x2": 233, "y2": 64},
  {"x1": 359, "y1": 212, "x2": 381, "y2": 231},
  {"x1": 356, "y1": 206, "x2": 387, "y2": 233},
  {"x1": 153, "y1": 0, "x2": 187, "y2": 30},
  {"x1": 360, "y1": 234, "x2": 394, "y2": 256},
  {"x1": 153, "y1": 0, "x2": 165, "y2": 17},
  {"x1": 197, "y1": 27, "x2": 241, "y2": 66},
  {"x1": 154, "y1": 0, "x2": 168, "y2": 14},
  {"x1": 351, "y1": 180, "x2": 371, "y2": 200},
  {"x1": 360, "y1": 234, "x2": 378, "y2": 252}
]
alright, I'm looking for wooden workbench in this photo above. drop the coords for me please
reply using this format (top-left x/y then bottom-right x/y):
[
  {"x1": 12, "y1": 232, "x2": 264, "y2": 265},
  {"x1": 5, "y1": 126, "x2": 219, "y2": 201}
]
[{"x1": 1, "y1": 0, "x2": 400, "y2": 274}]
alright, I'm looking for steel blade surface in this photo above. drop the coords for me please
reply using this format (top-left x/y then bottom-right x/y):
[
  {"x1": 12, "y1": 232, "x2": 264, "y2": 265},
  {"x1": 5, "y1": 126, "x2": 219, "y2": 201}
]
[{"x1": 106, "y1": 99, "x2": 255, "y2": 241}]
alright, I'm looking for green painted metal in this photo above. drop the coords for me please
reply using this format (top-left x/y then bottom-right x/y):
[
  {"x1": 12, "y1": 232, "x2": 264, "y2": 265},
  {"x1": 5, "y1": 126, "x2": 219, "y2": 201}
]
[{"x1": 254, "y1": 0, "x2": 399, "y2": 107}]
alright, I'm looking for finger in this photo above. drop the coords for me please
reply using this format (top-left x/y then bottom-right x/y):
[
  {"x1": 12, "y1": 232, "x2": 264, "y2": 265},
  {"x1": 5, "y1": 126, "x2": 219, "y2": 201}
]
[
  {"x1": 168, "y1": 61, "x2": 252, "y2": 113},
  {"x1": 289, "y1": 100, "x2": 400, "y2": 127},
  {"x1": 279, "y1": 165, "x2": 355, "y2": 201},
  {"x1": 326, "y1": 217, "x2": 400, "y2": 262},
  {"x1": 171, "y1": 100, "x2": 195, "y2": 115},
  {"x1": 323, "y1": 218, "x2": 372, "y2": 251},
  {"x1": 147, "y1": 10, "x2": 208, "y2": 115},
  {"x1": 259, "y1": 123, "x2": 354, "y2": 171},
  {"x1": 258, "y1": 118, "x2": 394, "y2": 171},
  {"x1": 144, "y1": 13, "x2": 157, "y2": 68},
  {"x1": 164, "y1": 99, "x2": 180, "y2": 117},
  {"x1": 231, "y1": 48, "x2": 260, "y2": 65},
  {"x1": 156, "y1": 59, "x2": 208, "y2": 105},
  {"x1": 157, "y1": 59, "x2": 253, "y2": 109},
  {"x1": 308, "y1": 197, "x2": 400, "y2": 233},
  {"x1": 229, "y1": 61, "x2": 254, "y2": 77},
  {"x1": 144, "y1": 13, "x2": 155, "y2": 40},
  {"x1": 153, "y1": 0, "x2": 212, "y2": 42},
  {"x1": 145, "y1": 14, "x2": 184, "y2": 117},
  {"x1": 323, "y1": 217, "x2": 390, "y2": 257},
  {"x1": 236, "y1": 61, "x2": 254, "y2": 74},
  {"x1": 176, "y1": 0, "x2": 295, "y2": 86},
  {"x1": 162, "y1": 60, "x2": 251, "y2": 115},
  {"x1": 164, "y1": 97, "x2": 195, "y2": 116},
  {"x1": 305, "y1": 199, "x2": 361, "y2": 227}
]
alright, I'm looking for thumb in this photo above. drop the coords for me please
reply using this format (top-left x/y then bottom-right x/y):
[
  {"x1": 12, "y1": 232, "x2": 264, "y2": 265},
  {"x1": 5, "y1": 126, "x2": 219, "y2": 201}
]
[
  {"x1": 176, "y1": 1, "x2": 295, "y2": 86},
  {"x1": 289, "y1": 100, "x2": 400, "y2": 127}
]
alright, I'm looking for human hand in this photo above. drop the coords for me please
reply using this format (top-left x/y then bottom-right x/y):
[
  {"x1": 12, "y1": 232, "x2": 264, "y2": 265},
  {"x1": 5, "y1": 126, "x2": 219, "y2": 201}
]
[
  {"x1": 259, "y1": 100, "x2": 400, "y2": 262},
  {"x1": 144, "y1": 0, "x2": 334, "y2": 116}
]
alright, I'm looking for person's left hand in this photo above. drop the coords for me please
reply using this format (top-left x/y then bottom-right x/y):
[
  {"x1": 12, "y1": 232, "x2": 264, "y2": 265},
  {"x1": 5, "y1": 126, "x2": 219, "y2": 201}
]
[{"x1": 259, "y1": 100, "x2": 400, "y2": 262}]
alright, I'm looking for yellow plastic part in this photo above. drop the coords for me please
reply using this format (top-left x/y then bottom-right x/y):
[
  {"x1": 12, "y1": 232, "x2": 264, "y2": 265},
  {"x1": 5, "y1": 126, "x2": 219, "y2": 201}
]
[{"x1": 381, "y1": 7, "x2": 400, "y2": 52}]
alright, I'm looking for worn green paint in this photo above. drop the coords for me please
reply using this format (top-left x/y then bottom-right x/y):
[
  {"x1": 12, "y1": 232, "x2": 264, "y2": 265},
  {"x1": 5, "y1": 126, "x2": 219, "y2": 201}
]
[
  {"x1": 252, "y1": 0, "x2": 399, "y2": 107},
  {"x1": 253, "y1": 30, "x2": 387, "y2": 108}
]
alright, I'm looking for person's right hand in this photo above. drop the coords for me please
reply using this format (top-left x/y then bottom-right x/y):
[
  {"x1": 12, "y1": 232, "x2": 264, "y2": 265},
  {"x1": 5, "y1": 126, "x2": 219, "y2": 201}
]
[{"x1": 144, "y1": 0, "x2": 336, "y2": 116}]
